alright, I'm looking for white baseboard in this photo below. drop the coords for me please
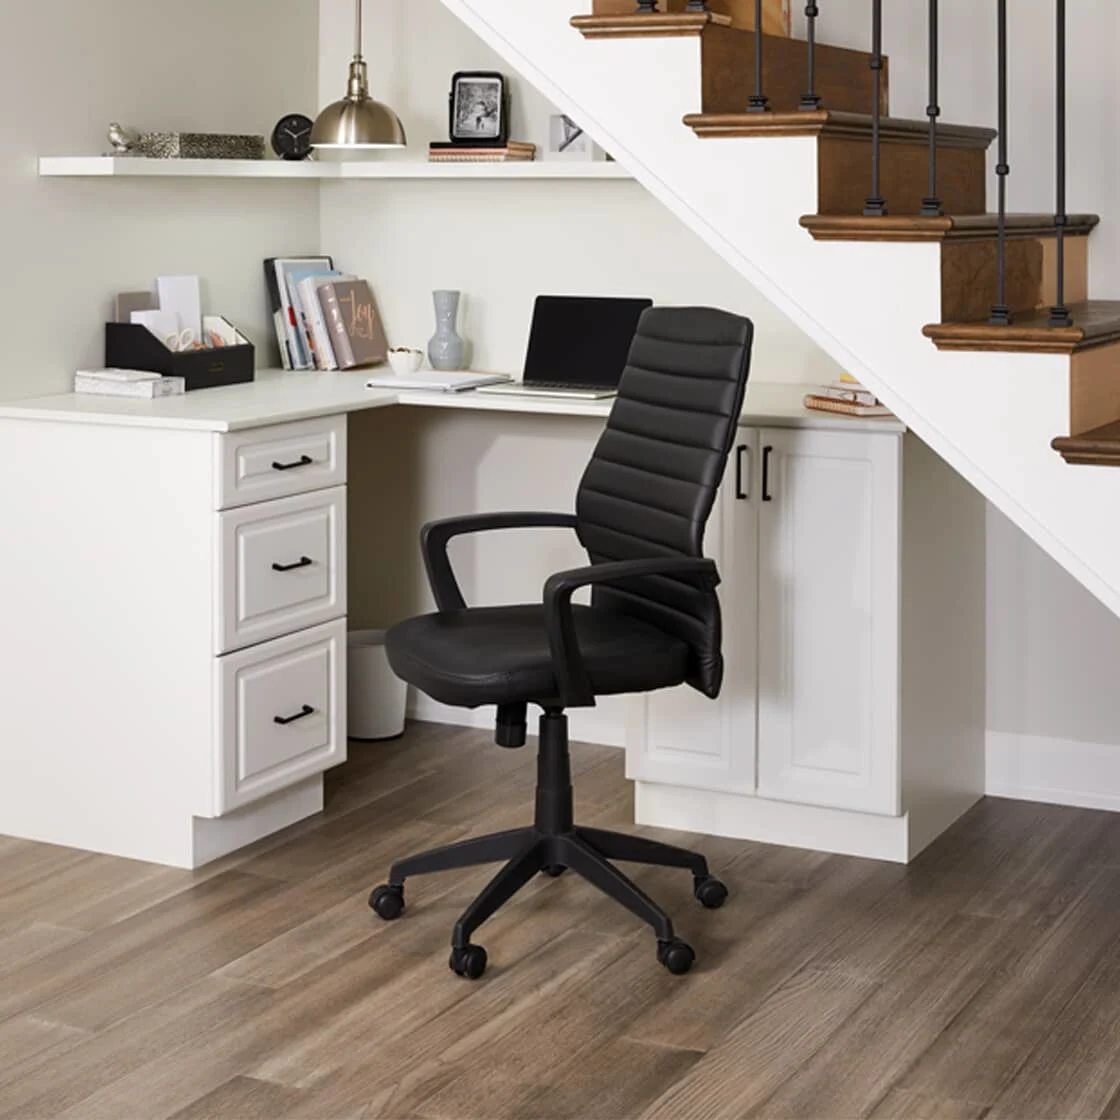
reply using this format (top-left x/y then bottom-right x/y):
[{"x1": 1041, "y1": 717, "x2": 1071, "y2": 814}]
[{"x1": 986, "y1": 731, "x2": 1120, "y2": 812}]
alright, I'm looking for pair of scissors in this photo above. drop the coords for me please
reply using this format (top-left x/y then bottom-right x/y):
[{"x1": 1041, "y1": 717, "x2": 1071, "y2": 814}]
[{"x1": 163, "y1": 328, "x2": 198, "y2": 353}]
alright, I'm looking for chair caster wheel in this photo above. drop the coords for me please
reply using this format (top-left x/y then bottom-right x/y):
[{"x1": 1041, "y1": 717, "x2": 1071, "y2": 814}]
[
  {"x1": 543, "y1": 865, "x2": 566, "y2": 877},
  {"x1": 449, "y1": 944, "x2": 488, "y2": 980},
  {"x1": 657, "y1": 938, "x2": 695, "y2": 975},
  {"x1": 369, "y1": 884, "x2": 404, "y2": 921},
  {"x1": 694, "y1": 876, "x2": 729, "y2": 910}
]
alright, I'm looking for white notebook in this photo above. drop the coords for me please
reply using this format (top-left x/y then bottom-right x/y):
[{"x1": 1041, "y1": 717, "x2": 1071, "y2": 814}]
[{"x1": 365, "y1": 371, "x2": 512, "y2": 394}]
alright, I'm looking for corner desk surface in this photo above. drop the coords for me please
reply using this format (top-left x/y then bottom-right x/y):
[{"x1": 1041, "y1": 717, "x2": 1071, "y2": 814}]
[{"x1": 0, "y1": 370, "x2": 906, "y2": 435}]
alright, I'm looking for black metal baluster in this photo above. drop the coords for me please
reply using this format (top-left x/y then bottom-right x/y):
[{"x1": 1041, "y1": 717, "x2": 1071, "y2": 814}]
[
  {"x1": 636, "y1": 1, "x2": 658, "y2": 13},
  {"x1": 685, "y1": 0, "x2": 710, "y2": 10},
  {"x1": 749, "y1": 0, "x2": 770, "y2": 111},
  {"x1": 990, "y1": 0, "x2": 1011, "y2": 324},
  {"x1": 921, "y1": 0, "x2": 942, "y2": 215},
  {"x1": 1049, "y1": 0, "x2": 1072, "y2": 327},
  {"x1": 800, "y1": 2, "x2": 821, "y2": 110},
  {"x1": 864, "y1": 0, "x2": 887, "y2": 215}
]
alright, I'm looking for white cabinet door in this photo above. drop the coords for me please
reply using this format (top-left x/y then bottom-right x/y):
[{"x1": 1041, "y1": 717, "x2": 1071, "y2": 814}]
[
  {"x1": 756, "y1": 427, "x2": 901, "y2": 815},
  {"x1": 626, "y1": 433, "x2": 759, "y2": 795}
]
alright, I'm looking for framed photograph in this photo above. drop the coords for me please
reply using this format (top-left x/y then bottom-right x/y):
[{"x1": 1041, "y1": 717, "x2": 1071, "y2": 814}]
[
  {"x1": 546, "y1": 114, "x2": 606, "y2": 162},
  {"x1": 448, "y1": 71, "x2": 509, "y2": 146}
]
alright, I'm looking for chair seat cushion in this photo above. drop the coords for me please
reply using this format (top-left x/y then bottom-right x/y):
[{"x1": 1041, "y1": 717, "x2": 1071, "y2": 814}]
[{"x1": 386, "y1": 604, "x2": 690, "y2": 709}]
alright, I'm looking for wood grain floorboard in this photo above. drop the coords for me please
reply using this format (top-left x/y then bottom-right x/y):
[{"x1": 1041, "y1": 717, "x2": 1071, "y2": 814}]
[
  {"x1": 869, "y1": 1089, "x2": 988, "y2": 1119},
  {"x1": 167, "y1": 1075, "x2": 307, "y2": 1120},
  {"x1": 6, "y1": 724, "x2": 1120, "y2": 1119},
  {"x1": 895, "y1": 864, "x2": 1120, "y2": 1105}
]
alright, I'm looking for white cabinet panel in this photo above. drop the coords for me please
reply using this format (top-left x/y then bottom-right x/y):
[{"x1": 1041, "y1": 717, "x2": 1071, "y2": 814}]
[
  {"x1": 626, "y1": 434, "x2": 758, "y2": 795},
  {"x1": 756, "y1": 428, "x2": 900, "y2": 815},
  {"x1": 217, "y1": 487, "x2": 346, "y2": 653},
  {"x1": 215, "y1": 619, "x2": 347, "y2": 813},
  {"x1": 215, "y1": 416, "x2": 346, "y2": 510}
]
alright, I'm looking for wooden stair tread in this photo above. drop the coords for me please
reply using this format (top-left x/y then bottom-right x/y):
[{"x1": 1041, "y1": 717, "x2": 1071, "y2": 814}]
[
  {"x1": 925, "y1": 301, "x2": 1120, "y2": 355},
  {"x1": 571, "y1": 11, "x2": 731, "y2": 37},
  {"x1": 1052, "y1": 421, "x2": 1120, "y2": 466},
  {"x1": 685, "y1": 109, "x2": 995, "y2": 148},
  {"x1": 802, "y1": 213, "x2": 1100, "y2": 242}
]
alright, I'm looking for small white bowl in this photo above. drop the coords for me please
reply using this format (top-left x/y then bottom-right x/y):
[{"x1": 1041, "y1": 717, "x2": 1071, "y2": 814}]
[{"x1": 388, "y1": 348, "x2": 424, "y2": 376}]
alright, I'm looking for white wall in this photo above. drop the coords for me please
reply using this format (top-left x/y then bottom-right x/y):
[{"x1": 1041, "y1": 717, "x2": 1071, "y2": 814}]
[
  {"x1": 318, "y1": 0, "x2": 841, "y2": 383},
  {"x1": 1, "y1": 0, "x2": 321, "y2": 402}
]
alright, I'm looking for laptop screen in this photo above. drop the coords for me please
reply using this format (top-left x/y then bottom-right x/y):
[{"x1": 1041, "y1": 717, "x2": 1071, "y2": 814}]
[{"x1": 522, "y1": 295, "x2": 653, "y2": 389}]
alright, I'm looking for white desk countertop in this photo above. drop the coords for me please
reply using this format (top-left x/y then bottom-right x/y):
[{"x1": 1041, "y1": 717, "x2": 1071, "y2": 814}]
[{"x1": 0, "y1": 370, "x2": 906, "y2": 435}]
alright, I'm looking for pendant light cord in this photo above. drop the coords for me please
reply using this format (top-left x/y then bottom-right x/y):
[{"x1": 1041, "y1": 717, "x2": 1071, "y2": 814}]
[{"x1": 354, "y1": 0, "x2": 363, "y2": 61}]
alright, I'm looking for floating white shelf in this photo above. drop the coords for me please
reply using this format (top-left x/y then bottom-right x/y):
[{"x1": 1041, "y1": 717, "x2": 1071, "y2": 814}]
[{"x1": 37, "y1": 156, "x2": 633, "y2": 181}]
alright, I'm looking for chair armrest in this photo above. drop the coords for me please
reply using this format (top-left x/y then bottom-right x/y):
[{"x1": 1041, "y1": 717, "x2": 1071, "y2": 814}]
[
  {"x1": 542, "y1": 557, "x2": 720, "y2": 708},
  {"x1": 421, "y1": 511, "x2": 580, "y2": 611}
]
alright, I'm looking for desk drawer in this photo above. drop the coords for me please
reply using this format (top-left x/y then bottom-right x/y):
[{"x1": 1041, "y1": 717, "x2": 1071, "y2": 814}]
[
  {"x1": 215, "y1": 416, "x2": 346, "y2": 509},
  {"x1": 215, "y1": 619, "x2": 346, "y2": 813},
  {"x1": 217, "y1": 487, "x2": 346, "y2": 654}
]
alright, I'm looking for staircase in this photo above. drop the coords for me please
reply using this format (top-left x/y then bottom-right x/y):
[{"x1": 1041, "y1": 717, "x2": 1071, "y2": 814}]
[{"x1": 442, "y1": 0, "x2": 1120, "y2": 622}]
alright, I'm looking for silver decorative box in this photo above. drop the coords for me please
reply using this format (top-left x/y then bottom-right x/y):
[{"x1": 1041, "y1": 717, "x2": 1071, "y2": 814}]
[{"x1": 137, "y1": 132, "x2": 265, "y2": 160}]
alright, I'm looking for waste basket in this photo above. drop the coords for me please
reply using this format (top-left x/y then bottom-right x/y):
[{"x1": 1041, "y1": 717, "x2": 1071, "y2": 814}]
[{"x1": 347, "y1": 629, "x2": 407, "y2": 740}]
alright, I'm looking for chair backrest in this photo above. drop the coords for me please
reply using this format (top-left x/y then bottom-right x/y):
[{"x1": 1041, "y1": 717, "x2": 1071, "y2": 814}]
[{"x1": 575, "y1": 306, "x2": 754, "y2": 698}]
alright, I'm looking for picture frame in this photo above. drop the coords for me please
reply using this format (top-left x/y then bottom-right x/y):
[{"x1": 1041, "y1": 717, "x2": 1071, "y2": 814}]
[
  {"x1": 546, "y1": 114, "x2": 606, "y2": 162},
  {"x1": 448, "y1": 71, "x2": 509, "y2": 146}
]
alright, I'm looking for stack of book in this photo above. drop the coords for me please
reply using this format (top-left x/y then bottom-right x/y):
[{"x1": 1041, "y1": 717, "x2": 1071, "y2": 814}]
[
  {"x1": 804, "y1": 376, "x2": 893, "y2": 418},
  {"x1": 74, "y1": 369, "x2": 185, "y2": 399},
  {"x1": 264, "y1": 257, "x2": 389, "y2": 372},
  {"x1": 428, "y1": 141, "x2": 536, "y2": 163}
]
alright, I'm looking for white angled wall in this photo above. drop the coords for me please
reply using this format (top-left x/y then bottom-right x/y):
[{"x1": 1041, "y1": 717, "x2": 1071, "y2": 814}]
[{"x1": 1, "y1": 0, "x2": 321, "y2": 402}]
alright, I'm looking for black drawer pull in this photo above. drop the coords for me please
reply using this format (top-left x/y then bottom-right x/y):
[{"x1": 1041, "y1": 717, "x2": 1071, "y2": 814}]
[
  {"x1": 274, "y1": 704, "x2": 315, "y2": 726},
  {"x1": 762, "y1": 446, "x2": 774, "y2": 502},
  {"x1": 272, "y1": 455, "x2": 313, "y2": 472},
  {"x1": 272, "y1": 556, "x2": 313, "y2": 573},
  {"x1": 735, "y1": 444, "x2": 750, "y2": 500}
]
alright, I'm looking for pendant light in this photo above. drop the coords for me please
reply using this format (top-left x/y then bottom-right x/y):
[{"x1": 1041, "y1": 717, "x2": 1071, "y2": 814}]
[{"x1": 312, "y1": 0, "x2": 407, "y2": 154}]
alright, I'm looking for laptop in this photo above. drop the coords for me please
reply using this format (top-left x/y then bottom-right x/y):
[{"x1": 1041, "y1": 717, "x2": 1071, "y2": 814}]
[{"x1": 476, "y1": 295, "x2": 653, "y2": 400}]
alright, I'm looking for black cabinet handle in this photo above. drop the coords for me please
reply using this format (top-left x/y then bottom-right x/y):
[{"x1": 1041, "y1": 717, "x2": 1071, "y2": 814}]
[
  {"x1": 274, "y1": 704, "x2": 315, "y2": 726},
  {"x1": 272, "y1": 556, "x2": 313, "y2": 573},
  {"x1": 762, "y1": 446, "x2": 774, "y2": 502},
  {"x1": 272, "y1": 455, "x2": 313, "y2": 472},
  {"x1": 735, "y1": 444, "x2": 750, "y2": 500}
]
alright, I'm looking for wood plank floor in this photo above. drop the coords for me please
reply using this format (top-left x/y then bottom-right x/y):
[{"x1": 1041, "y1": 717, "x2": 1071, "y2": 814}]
[{"x1": 4, "y1": 722, "x2": 1120, "y2": 1118}]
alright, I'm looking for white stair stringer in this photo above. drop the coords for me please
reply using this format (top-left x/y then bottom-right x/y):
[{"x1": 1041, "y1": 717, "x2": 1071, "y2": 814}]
[{"x1": 443, "y1": 0, "x2": 1120, "y2": 623}]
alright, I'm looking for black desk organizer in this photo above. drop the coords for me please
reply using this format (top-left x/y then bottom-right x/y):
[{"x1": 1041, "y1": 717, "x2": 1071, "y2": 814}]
[{"x1": 105, "y1": 319, "x2": 255, "y2": 392}]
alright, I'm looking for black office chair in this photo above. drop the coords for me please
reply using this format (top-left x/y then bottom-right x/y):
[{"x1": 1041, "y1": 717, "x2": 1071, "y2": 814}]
[{"x1": 369, "y1": 306, "x2": 754, "y2": 978}]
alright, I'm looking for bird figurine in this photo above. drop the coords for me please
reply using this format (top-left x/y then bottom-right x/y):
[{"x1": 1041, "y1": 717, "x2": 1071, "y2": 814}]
[{"x1": 106, "y1": 122, "x2": 141, "y2": 155}]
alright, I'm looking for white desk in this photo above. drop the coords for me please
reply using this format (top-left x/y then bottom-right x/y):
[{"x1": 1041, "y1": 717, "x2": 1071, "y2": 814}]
[
  {"x1": 0, "y1": 369, "x2": 905, "y2": 434},
  {"x1": 0, "y1": 374, "x2": 983, "y2": 869}
]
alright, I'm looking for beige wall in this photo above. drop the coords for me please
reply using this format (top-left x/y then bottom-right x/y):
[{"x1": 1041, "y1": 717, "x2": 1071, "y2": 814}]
[{"x1": 1, "y1": 0, "x2": 321, "y2": 401}]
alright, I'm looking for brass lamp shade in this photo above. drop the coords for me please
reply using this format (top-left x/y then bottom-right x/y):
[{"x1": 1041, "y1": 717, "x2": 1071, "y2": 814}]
[{"x1": 312, "y1": 2, "x2": 406, "y2": 154}]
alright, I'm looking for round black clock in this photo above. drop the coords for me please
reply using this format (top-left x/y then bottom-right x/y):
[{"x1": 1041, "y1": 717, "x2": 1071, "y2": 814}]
[{"x1": 271, "y1": 114, "x2": 315, "y2": 161}]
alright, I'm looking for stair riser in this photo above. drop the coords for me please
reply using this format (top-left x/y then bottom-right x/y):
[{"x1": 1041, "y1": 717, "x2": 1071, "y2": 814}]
[
  {"x1": 819, "y1": 139, "x2": 986, "y2": 216},
  {"x1": 591, "y1": 0, "x2": 790, "y2": 34},
  {"x1": 942, "y1": 236, "x2": 1089, "y2": 324},
  {"x1": 1070, "y1": 343, "x2": 1120, "y2": 438},
  {"x1": 702, "y1": 28, "x2": 887, "y2": 117}
]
